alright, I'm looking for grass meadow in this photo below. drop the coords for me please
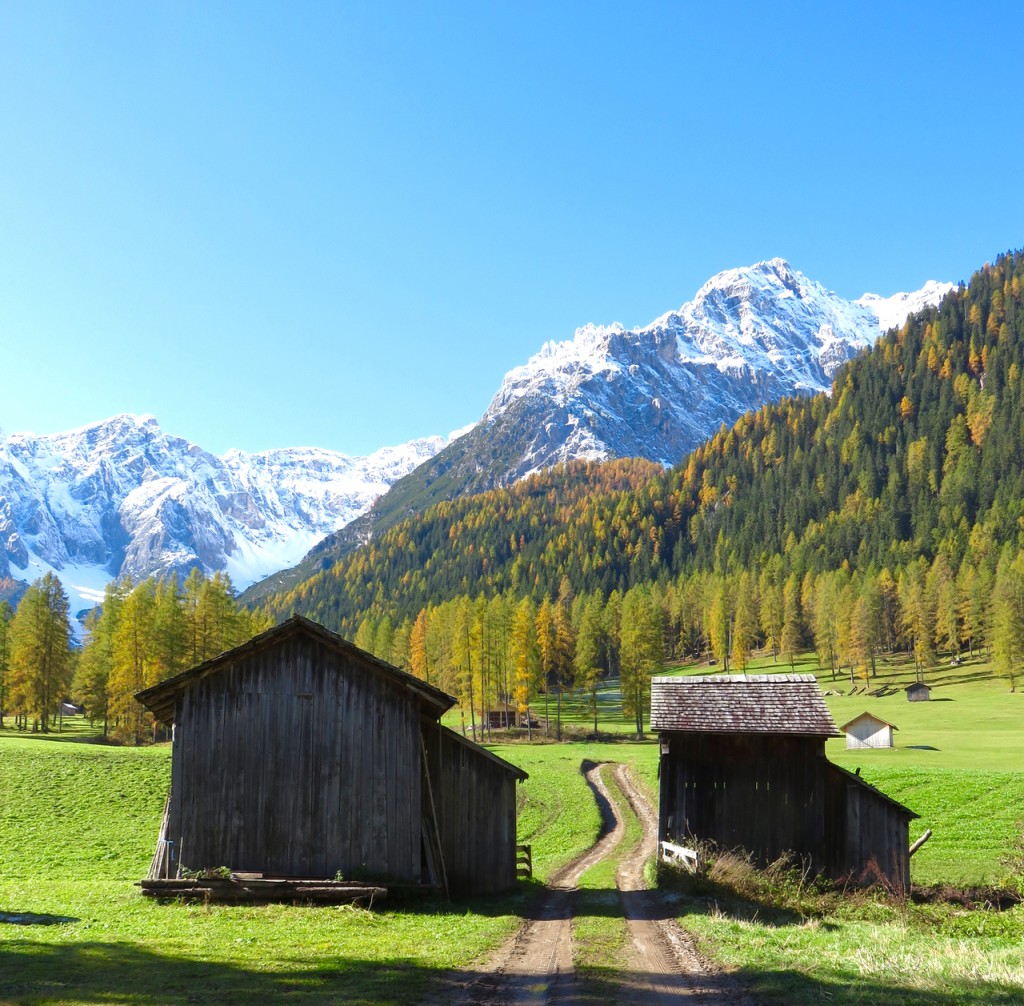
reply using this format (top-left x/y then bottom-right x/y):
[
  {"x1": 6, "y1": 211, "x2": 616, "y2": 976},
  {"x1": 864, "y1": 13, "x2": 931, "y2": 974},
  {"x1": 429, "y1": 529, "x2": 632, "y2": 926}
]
[{"x1": 1, "y1": 646, "x2": 1022, "y2": 1005}]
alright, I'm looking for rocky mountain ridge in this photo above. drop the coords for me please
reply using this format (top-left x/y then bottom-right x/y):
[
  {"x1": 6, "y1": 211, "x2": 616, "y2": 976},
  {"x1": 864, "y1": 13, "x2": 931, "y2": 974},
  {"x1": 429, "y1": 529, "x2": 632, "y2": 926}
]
[{"x1": 0, "y1": 413, "x2": 450, "y2": 613}]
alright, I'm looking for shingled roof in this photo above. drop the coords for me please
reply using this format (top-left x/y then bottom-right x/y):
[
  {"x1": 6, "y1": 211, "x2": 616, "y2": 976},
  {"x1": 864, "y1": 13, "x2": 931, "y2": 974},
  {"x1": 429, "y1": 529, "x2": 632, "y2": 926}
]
[{"x1": 650, "y1": 674, "x2": 840, "y2": 737}]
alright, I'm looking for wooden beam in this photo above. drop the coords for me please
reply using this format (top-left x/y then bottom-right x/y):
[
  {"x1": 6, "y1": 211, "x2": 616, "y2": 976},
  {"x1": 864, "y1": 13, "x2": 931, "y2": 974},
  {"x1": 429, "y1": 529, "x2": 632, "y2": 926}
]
[{"x1": 909, "y1": 828, "x2": 933, "y2": 857}]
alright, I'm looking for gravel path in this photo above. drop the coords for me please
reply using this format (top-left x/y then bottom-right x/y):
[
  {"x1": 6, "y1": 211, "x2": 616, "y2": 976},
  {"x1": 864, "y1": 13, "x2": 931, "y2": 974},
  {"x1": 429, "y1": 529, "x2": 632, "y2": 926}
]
[{"x1": 431, "y1": 760, "x2": 758, "y2": 1006}]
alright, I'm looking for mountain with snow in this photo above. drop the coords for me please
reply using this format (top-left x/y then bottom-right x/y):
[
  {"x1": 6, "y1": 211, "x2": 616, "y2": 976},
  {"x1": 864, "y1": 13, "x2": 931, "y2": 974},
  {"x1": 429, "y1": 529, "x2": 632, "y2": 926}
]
[
  {"x1": 334, "y1": 260, "x2": 954, "y2": 542},
  {"x1": 2, "y1": 259, "x2": 955, "y2": 614},
  {"x1": 0, "y1": 414, "x2": 451, "y2": 614}
]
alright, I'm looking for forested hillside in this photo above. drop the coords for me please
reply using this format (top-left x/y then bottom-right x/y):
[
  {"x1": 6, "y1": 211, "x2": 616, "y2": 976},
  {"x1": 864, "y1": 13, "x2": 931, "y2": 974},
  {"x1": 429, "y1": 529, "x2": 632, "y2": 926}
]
[
  {"x1": 250, "y1": 252, "x2": 1024, "y2": 732},
  {"x1": 264, "y1": 251, "x2": 1023, "y2": 628}
]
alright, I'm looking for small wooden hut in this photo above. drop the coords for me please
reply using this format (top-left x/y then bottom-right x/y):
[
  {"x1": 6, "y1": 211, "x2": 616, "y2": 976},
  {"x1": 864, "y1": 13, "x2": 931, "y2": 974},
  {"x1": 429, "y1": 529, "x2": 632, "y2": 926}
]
[
  {"x1": 906, "y1": 682, "x2": 931, "y2": 702},
  {"x1": 840, "y1": 711, "x2": 897, "y2": 749},
  {"x1": 136, "y1": 615, "x2": 527, "y2": 898},
  {"x1": 651, "y1": 674, "x2": 917, "y2": 889}
]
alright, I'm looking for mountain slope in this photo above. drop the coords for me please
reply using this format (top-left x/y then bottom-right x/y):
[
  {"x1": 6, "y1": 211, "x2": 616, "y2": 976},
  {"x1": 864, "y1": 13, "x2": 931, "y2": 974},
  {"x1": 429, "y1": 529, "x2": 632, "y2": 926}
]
[
  {"x1": 261, "y1": 250, "x2": 1020, "y2": 635},
  {"x1": 422, "y1": 258, "x2": 952, "y2": 482},
  {"x1": 244, "y1": 260, "x2": 951, "y2": 603},
  {"x1": 0, "y1": 414, "x2": 450, "y2": 612}
]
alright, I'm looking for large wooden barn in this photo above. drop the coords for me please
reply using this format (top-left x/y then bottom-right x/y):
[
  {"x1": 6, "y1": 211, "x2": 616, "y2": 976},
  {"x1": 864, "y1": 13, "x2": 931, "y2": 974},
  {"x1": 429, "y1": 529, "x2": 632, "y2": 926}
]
[
  {"x1": 651, "y1": 674, "x2": 918, "y2": 889},
  {"x1": 136, "y1": 615, "x2": 527, "y2": 897}
]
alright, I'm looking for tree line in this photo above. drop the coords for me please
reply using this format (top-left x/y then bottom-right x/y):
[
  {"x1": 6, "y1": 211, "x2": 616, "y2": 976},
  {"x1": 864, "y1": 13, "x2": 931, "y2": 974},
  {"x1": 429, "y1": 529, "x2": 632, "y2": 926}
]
[
  {"x1": 350, "y1": 576, "x2": 665, "y2": 740},
  {"x1": 347, "y1": 531, "x2": 1024, "y2": 744},
  {"x1": 0, "y1": 570, "x2": 271, "y2": 742}
]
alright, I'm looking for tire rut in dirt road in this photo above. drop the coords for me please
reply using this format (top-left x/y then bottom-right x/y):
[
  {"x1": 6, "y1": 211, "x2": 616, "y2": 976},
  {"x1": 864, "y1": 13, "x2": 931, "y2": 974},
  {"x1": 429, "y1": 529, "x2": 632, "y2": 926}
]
[
  {"x1": 429, "y1": 760, "x2": 758, "y2": 1006},
  {"x1": 436, "y1": 760, "x2": 625, "y2": 1006},
  {"x1": 612, "y1": 763, "x2": 760, "y2": 1006}
]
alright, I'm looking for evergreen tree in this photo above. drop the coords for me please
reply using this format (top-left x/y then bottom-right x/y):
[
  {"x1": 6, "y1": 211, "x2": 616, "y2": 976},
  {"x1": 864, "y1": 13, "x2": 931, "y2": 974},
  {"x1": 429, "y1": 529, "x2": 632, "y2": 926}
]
[
  {"x1": 574, "y1": 594, "x2": 606, "y2": 736},
  {"x1": 731, "y1": 570, "x2": 758, "y2": 672},
  {"x1": 992, "y1": 552, "x2": 1024, "y2": 692},
  {"x1": 620, "y1": 585, "x2": 662, "y2": 738},
  {"x1": 552, "y1": 578, "x2": 576, "y2": 741},
  {"x1": 758, "y1": 561, "x2": 784, "y2": 661},
  {"x1": 707, "y1": 575, "x2": 732, "y2": 672},
  {"x1": 535, "y1": 597, "x2": 556, "y2": 737},
  {"x1": 0, "y1": 600, "x2": 11, "y2": 720},
  {"x1": 780, "y1": 572, "x2": 802, "y2": 670},
  {"x1": 8, "y1": 573, "x2": 73, "y2": 732},
  {"x1": 510, "y1": 596, "x2": 539, "y2": 737},
  {"x1": 109, "y1": 579, "x2": 158, "y2": 743},
  {"x1": 73, "y1": 580, "x2": 129, "y2": 734},
  {"x1": 409, "y1": 608, "x2": 429, "y2": 681}
]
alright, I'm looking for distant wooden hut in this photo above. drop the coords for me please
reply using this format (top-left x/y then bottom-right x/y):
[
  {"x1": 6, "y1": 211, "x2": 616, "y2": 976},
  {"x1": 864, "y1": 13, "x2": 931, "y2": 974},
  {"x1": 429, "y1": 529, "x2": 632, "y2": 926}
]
[
  {"x1": 136, "y1": 615, "x2": 527, "y2": 898},
  {"x1": 841, "y1": 711, "x2": 897, "y2": 749},
  {"x1": 651, "y1": 674, "x2": 917, "y2": 889},
  {"x1": 906, "y1": 682, "x2": 931, "y2": 702}
]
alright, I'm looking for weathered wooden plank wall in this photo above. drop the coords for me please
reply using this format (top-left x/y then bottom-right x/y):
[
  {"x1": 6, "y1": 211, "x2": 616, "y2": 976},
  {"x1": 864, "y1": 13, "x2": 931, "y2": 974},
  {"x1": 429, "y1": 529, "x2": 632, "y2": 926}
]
[
  {"x1": 167, "y1": 635, "x2": 422, "y2": 881},
  {"x1": 823, "y1": 765, "x2": 911, "y2": 890},
  {"x1": 426, "y1": 725, "x2": 518, "y2": 896},
  {"x1": 659, "y1": 733, "x2": 827, "y2": 869}
]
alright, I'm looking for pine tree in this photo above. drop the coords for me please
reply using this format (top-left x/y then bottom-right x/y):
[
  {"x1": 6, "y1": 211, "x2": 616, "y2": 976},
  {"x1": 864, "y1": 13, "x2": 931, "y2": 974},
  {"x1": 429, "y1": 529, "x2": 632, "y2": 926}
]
[
  {"x1": 409, "y1": 608, "x2": 429, "y2": 681},
  {"x1": 0, "y1": 601, "x2": 11, "y2": 720},
  {"x1": 73, "y1": 580, "x2": 128, "y2": 734},
  {"x1": 758, "y1": 563, "x2": 784, "y2": 661},
  {"x1": 535, "y1": 597, "x2": 556, "y2": 737},
  {"x1": 992, "y1": 552, "x2": 1024, "y2": 692},
  {"x1": 620, "y1": 584, "x2": 662, "y2": 738},
  {"x1": 707, "y1": 576, "x2": 732, "y2": 672},
  {"x1": 109, "y1": 580, "x2": 158, "y2": 743},
  {"x1": 731, "y1": 570, "x2": 758, "y2": 672},
  {"x1": 8, "y1": 573, "x2": 73, "y2": 732},
  {"x1": 552, "y1": 578, "x2": 576, "y2": 741},
  {"x1": 780, "y1": 572, "x2": 802, "y2": 670},
  {"x1": 574, "y1": 594, "x2": 606, "y2": 737},
  {"x1": 510, "y1": 596, "x2": 539, "y2": 737}
]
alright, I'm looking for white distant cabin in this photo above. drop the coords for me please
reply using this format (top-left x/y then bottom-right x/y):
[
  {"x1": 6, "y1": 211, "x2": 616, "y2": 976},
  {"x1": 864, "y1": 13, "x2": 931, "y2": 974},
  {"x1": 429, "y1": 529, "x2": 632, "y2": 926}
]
[{"x1": 840, "y1": 711, "x2": 897, "y2": 750}]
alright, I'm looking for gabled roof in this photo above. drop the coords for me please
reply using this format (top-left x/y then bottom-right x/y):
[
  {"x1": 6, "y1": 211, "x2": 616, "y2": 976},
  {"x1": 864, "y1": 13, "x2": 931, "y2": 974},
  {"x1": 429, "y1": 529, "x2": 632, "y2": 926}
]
[
  {"x1": 651, "y1": 673, "x2": 840, "y2": 737},
  {"x1": 839, "y1": 711, "x2": 899, "y2": 732},
  {"x1": 438, "y1": 725, "x2": 529, "y2": 781},
  {"x1": 136, "y1": 615, "x2": 456, "y2": 724}
]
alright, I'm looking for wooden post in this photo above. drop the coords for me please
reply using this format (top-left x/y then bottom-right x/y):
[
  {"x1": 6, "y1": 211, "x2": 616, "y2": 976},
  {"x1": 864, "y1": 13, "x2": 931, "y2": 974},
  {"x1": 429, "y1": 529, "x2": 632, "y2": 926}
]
[
  {"x1": 909, "y1": 828, "x2": 932, "y2": 857},
  {"x1": 420, "y1": 732, "x2": 449, "y2": 900}
]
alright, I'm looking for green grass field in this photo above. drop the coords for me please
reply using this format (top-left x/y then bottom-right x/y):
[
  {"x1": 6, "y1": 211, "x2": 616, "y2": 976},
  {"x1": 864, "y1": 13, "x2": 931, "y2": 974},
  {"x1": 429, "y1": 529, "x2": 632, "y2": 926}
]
[{"x1": 2, "y1": 646, "x2": 1022, "y2": 1005}]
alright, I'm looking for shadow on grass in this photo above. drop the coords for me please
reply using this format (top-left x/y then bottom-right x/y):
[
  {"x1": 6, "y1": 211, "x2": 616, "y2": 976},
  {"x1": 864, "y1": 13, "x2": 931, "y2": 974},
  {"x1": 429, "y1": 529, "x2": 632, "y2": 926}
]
[
  {"x1": 0, "y1": 727, "x2": 108, "y2": 745},
  {"x1": 3, "y1": 940, "x2": 1021, "y2": 1006},
  {"x1": 0, "y1": 911, "x2": 79, "y2": 925}
]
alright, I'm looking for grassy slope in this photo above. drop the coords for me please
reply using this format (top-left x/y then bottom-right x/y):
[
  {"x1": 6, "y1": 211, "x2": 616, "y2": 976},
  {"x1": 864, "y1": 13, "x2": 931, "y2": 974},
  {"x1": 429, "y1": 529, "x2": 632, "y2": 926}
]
[
  {"x1": 0, "y1": 731, "x2": 650, "y2": 1006},
  {"x1": 0, "y1": 735, "x2": 518, "y2": 1006}
]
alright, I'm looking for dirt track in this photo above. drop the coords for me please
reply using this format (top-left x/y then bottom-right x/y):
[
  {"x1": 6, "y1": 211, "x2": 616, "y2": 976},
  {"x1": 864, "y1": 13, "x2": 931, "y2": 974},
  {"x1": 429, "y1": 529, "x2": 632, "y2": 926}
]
[{"x1": 435, "y1": 761, "x2": 757, "y2": 1006}]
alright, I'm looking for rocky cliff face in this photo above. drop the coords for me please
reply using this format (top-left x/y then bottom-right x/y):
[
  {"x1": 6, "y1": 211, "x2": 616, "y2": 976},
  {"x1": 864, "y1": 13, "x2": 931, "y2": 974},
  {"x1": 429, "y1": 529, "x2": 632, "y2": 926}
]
[
  {"x1": 388, "y1": 259, "x2": 954, "y2": 491},
  {"x1": 0, "y1": 413, "x2": 449, "y2": 610}
]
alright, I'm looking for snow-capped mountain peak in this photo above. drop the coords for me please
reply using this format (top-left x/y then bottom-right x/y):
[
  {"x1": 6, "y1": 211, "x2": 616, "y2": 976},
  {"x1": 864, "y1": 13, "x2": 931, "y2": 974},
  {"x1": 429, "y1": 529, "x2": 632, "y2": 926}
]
[
  {"x1": 470, "y1": 260, "x2": 952, "y2": 482},
  {"x1": 0, "y1": 416, "x2": 453, "y2": 617}
]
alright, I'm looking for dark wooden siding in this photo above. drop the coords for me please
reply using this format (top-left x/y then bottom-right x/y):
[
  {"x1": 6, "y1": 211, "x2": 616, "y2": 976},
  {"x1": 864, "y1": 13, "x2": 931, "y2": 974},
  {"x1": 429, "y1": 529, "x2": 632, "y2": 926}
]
[
  {"x1": 167, "y1": 634, "x2": 422, "y2": 881},
  {"x1": 658, "y1": 732, "x2": 828, "y2": 868},
  {"x1": 823, "y1": 764, "x2": 911, "y2": 890},
  {"x1": 426, "y1": 725, "x2": 518, "y2": 896}
]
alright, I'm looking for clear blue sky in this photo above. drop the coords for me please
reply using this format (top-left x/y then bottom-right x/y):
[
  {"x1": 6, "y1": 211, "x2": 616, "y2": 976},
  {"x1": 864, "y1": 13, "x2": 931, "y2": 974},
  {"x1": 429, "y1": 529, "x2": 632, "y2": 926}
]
[{"x1": 2, "y1": 2, "x2": 1022, "y2": 456}]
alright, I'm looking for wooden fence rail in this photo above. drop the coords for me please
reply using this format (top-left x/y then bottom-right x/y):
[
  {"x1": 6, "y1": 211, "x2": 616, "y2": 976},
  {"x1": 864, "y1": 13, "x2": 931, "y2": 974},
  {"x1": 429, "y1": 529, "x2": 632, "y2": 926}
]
[{"x1": 516, "y1": 843, "x2": 532, "y2": 879}]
